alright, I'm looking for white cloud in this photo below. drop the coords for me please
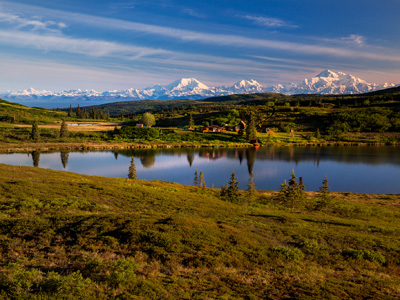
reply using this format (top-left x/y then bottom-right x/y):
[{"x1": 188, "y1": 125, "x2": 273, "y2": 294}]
[
  {"x1": 0, "y1": 11, "x2": 66, "y2": 33},
  {"x1": 1, "y1": 1, "x2": 399, "y2": 64},
  {"x1": 242, "y1": 15, "x2": 298, "y2": 28},
  {"x1": 0, "y1": 29, "x2": 171, "y2": 59},
  {"x1": 182, "y1": 8, "x2": 206, "y2": 18},
  {"x1": 342, "y1": 34, "x2": 366, "y2": 47}
]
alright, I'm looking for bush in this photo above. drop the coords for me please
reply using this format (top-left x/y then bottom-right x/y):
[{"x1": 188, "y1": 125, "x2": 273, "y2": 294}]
[
  {"x1": 119, "y1": 126, "x2": 160, "y2": 141},
  {"x1": 271, "y1": 246, "x2": 304, "y2": 262},
  {"x1": 342, "y1": 249, "x2": 386, "y2": 265}
]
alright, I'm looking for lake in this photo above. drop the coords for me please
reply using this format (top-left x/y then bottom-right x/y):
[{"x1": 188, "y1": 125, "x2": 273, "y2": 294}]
[{"x1": 1, "y1": 146, "x2": 399, "y2": 194}]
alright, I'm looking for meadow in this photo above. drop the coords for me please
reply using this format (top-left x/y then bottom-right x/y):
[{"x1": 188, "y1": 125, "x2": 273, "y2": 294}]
[{"x1": 0, "y1": 164, "x2": 399, "y2": 299}]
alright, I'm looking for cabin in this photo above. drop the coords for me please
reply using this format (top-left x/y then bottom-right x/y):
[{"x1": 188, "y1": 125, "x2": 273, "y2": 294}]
[
  {"x1": 136, "y1": 123, "x2": 144, "y2": 127},
  {"x1": 263, "y1": 127, "x2": 274, "y2": 134},
  {"x1": 199, "y1": 125, "x2": 227, "y2": 133}
]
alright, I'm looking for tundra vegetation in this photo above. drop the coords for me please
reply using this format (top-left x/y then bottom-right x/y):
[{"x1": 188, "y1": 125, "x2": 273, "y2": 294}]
[
  {"x1": 1, "y1": 88, "x2": 400, "y2": 298},
  {"x1": 0, "y1": 164, "x2": 399, "y2": 299}
]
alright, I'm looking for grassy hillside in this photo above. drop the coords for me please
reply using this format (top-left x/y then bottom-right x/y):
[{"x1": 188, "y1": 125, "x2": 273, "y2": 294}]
[
  {"x1": 0, "y1": 99, "x2": 68, "y2": 124},
  {"x1": 0, "y1": 164, "x2": 399, "y2": 299}
]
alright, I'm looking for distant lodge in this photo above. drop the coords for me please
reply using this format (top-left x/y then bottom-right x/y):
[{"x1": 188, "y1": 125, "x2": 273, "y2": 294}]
[{"x1": 198, "y1": 121, "x2": 274, "y2": 134}]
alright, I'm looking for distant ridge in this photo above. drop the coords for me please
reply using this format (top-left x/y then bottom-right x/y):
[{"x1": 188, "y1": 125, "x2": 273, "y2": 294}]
[{"x1": 1, "y1": 70, "x2": 397, "y2": 108}]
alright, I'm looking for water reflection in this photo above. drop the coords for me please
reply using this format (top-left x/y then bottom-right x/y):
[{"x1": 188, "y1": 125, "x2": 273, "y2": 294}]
[
  {"x1": 60, "y1": 151, "x2": 69, "y2": 169},
  {"x1": 1, "y1": 146, "x2": 399, "y2": 193},
  {"x1": 31, "y1": 151, "x2": 40, "y2": 167}
]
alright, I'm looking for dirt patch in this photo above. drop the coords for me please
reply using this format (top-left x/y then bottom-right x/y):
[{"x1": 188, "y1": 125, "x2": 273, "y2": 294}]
[{"x1": 13, "y1": 122, "x2": 118, "y2": 132}]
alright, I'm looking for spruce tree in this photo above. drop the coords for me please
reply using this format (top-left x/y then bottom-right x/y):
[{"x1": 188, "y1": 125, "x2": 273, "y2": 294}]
[
  {"x1": 31, "y1": 120, "x2": 39, "y2": 141},
  {"x1": 317, "y1": 176, "x2": 331, "y2": 209},
  {"x1": 245, "y1": 112, "x2": 257, "y2": 141},
  {"x1": 128, "y1": 156, "x2": 138, "y2": 180},
  {"x1": 76, "y1": 104, "x2": 81, "y2": 118},
  {"x1": 227, "y1": 170, "x2": 239, "y2": 203},
  {"x1": 189, "y1": 113, "x2": 194, "y2": 127},
  {"x1": 60, "y1": 120, "x2": 68, "y2": 138},
  {"x1": 68, "y1": 104, "x2": 72, "y2": 117},
  {"x1": 279, "y1": 170, "x2": 305, "y2": 209}
]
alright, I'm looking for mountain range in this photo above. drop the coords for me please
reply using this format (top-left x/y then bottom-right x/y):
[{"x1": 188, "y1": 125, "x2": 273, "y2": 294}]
[{"x1": 1, "y1": 70, "x2": 397, "y2": 108}]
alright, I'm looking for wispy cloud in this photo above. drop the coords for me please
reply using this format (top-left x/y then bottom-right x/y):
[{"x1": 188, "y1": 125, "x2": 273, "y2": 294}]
[
  {"x1": 2, "y1": 1, "x2": 400, "y2": 65},
  {"x1": 341, "y1": 34, "x2": 366, "y2": 47},
  {"x1": 0, "y1": 29, "x2": 171, "y2": 59},
  {"x1": 0, "y1": 11, "x2": 66, "y2": 33},
  {"x1": 242, "y1": 15, "x2": 298, "y2": 28},
  {"x1": 182, "y1": 8, "x2": 206, "y2": 18}
]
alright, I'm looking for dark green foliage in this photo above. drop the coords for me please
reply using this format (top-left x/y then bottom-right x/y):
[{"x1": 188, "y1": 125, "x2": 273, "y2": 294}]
[
  {"x1": 59, "y1": 120, "x2": 68, "y2": 138},
  {"x1": 128, "y1": 156, "x2": 137, "y2": 180},
  {"x1": 279, "y1": 169, "x2": 305, "y2": 209},
  {"x1": 245, "y1": 112, "x2": 257, "y2": 141},
  {"x1": 119, "y1": 126, "x2": 159, "y2": 141},
  {"x1": 342, "y1": 249, "x2": 386, "y2": 265},
  {"x1": 221, "y1": 170, "x2": 240, "y2": 203},
  {"x1": 317, "y1": 176, "x2": 332, "y2": 209},
  {"x1": 188, "y1": 113, "x2": 194, "y2": 127},
  {"x1": 246, "y1": 171, "x2": 256, "y2": 202},
  {"x1": 30, "y1": 121, "x2": 39, "y2": 141}
]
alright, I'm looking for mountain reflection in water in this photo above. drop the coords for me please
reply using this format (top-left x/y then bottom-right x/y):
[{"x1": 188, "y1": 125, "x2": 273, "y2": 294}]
[{"x1": 1, "y1": 146, "x2": 399, "y2": 193}]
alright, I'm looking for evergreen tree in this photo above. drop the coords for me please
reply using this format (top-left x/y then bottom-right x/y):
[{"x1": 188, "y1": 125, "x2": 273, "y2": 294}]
[
  {"x1": 76, "y1": 104, "x2": 81, "y2": 118},
  {"x1": 245, "y1": 112, "x2": 257, "y2": 141},
  {"x1": 68, "y1": 104, "x2": 73, "y2": 117},
  {"x1": 31, "y1": 120, "x2": 39, "y2": 141},
  {"x1": 316, "y1": 128, "x2": 321, "y2": 139},
  {"x1": 220, "y1": 183, "x2": 228, "y2": 200},
  {"x1": 189, "y1": 113, "x2": 194, "y2": 127},
  {"x1": 128, "y1": 156, "x2": 138, "y2": 180},
  {"x1": 60, "y1": 120, "x2": 68, "y2": 138},
  {"x1": 193, "y1": 168, "x2": 199, "y2": 186},
  {"x1": 317, "y1": 176, "x2": 331, "y2": 209},
  {"x1": 279, "y1": 169, "x2": 305, "y2": 209},
  {"x1": 224, "y1": 170, "x2": 239, "y2": 203}
]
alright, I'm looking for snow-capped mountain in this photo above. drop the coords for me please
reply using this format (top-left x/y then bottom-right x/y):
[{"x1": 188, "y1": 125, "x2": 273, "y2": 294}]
[
  {"x1": 1, "y1": 71, "x2": 397, "y2": 108},
  {"x1": 265, "y1": 70, "x2": 395, "y2": 95}
]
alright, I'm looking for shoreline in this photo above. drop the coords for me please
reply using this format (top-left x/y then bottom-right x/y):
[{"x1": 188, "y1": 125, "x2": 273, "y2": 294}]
[{"x1": 0, "y1": 140, "x2": 397, "y2": 153}]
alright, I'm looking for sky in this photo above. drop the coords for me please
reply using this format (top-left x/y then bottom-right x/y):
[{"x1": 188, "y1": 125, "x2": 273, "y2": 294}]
[{"x1": 0, "y1": 0, "x2": 399, "y2": 92}]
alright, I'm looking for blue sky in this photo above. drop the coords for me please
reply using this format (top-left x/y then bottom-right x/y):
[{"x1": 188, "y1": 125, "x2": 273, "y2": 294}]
[{"x1": 0, "y1": 0, "x2": 399, "y2": 92}]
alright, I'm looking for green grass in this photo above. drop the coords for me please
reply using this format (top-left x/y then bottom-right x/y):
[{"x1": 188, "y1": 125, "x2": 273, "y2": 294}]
[{"x1": 0, "y1": 164, "x2": 399, "y2": 299}]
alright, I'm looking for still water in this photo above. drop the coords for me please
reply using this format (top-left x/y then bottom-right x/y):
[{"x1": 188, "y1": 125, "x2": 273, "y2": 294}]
[{"x1": 1, "y1": 146, "x2": 399, "y2": 194}]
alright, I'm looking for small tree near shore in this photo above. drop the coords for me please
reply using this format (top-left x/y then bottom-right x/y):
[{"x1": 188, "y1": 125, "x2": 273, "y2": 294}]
[
  {"x1": 317, "y1": 176, "x2": 332, "y2": 209},
  {"x1": 31, "y1": 121, "x2": 39, "y2": 141},
  {"x1": 128, "y1": 156, "x2": 138, "y2": 180},
  {"x1": 60, "y1": 120, "x2": 68, "y2": 138},
  {"x1": 221, "y1": 170, "x2": 240, "y2": 203}
]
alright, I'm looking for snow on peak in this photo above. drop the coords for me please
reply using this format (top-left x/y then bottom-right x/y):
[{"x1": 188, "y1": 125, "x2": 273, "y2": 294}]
[
  {"x1": 2, "y1": 71, "x2": 397, "y2": 104},
  {"x1": 165, "y1": 78, "x2": 209, "y2": 91}
]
